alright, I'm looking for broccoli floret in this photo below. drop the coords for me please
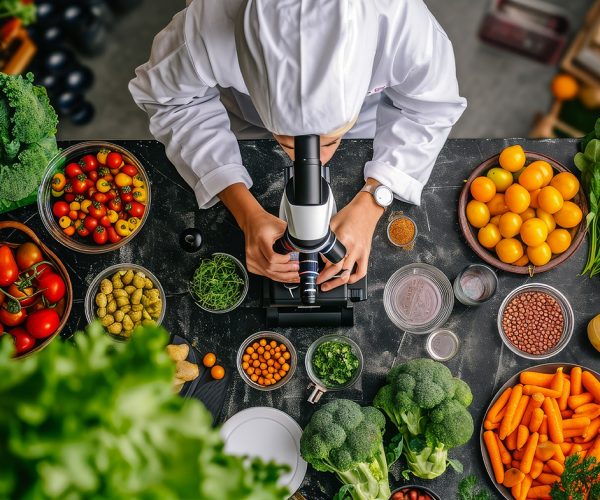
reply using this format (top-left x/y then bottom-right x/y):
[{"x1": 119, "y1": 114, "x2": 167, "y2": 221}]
[
  {"x1": 300, "y1": 399, "x2": 391, "y2": 500},
  {"x1": 428, "y1": 399, "x2": 474, "y2": 448},
  {"x1": 453, "y1": 377, "x2": 473, "y2": 408}
]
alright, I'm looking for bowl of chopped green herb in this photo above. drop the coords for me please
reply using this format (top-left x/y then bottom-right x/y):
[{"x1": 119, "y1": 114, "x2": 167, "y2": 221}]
[
  {"x1": 305, "y1": 334, "x2": 363, "y2": 404},
  {"x1": 188, "y1": 253, "x2": 249, "y2": 313}
]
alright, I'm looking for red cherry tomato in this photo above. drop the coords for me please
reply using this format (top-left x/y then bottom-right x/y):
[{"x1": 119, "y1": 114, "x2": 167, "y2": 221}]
[
  {"x1": 68, "y1": 210, "x2": 78, "y2": 221},
  {"x1": 52, "y1": 201, "x2": 69, "y2": 218},
  {"x1": 0, "y1": 245, "x2": 18, "y2": 287},
  {"x1": 106, "y1": 188, "x2": 118, "y2": 200},
  {"x1": 80, "y1": 154, "x2": 98, "y2": 172},
  {"x1": 8, "y1": 284, "x2": 36, "y2": 307},
  {"x1": 126, "y1": 201, "x2": 145, "y2": 218},
  {"x1": 84, "y1": 178, "x2": 94, "y2": 191},
  {"x1": 26, "y1": 308, "x2": 60, "y2": 339},
  {"x1": 88, "y1": 170, "x2": 98, "y2": 182},
  {"x1": 64, "y1": 193, "x2": 76, "y2": 202},
  {"x1": 65, "y1": 163, "x2": 83, "y2": 178},
  {"x1": 37, "y1": 273, "x2": 66, "y2": 304},
  {"x1": 75, "y1": 220, "x2": 90, "y2": 238},
  {"x1": 0, "y1": 306, "x2": 27, "y2": 327},
  {"x1": 71, "y1": 175, "x2": 88, "y2": 194},
  {"x1": 107, "y1": 226, "x2": 122, "y2": 244},
  {"x1": 93, "y1": 192, "x2": 108, "y2": 203},
  {"x1": 15, "y1": 242, "x2": 43, "y2": 271},
  {"x1": 34, "y1": 263, "x2": 53, "y2": 277},
  {"x1": 99, "y1": 215, "x2": 112, "y2": 228},
  {"x1": 78, "y1": 211, "x2": 86, "y2": 220},
  {"x1": 106, "y1": 152, "x2": 123, "y2": 169},
  {"x1": 10, "y1": 328, "x2": 35, "y2": 354},
  {"x1": 121, "y1": 164, "x2": 138, "y2": 177},
  {"x1": 83, "y1": 216, "x2": 98, "y2": 232},
  {"x1": 89, "y1": 202, "x2": 107, "y2": 219},
  {"x1": 107, "y1": 197, "x2": 122, "y2": 212},
  {"x1": 93, "y1": 226, "x2": 107, "y2": 245},
  {"x1": 64, "y1": 182, "x2": 74, "y2": 194}
]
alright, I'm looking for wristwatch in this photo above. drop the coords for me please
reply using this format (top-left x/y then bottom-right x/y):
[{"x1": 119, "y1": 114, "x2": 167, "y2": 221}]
[{"x1": 360, "y1": 183, "x2": 394, "y2": 208}]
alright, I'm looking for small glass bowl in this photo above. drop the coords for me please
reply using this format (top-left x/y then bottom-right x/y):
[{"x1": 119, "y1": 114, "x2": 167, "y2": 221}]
[
  {"x1": 390, "y1": 485, "x2": 441, "y2": 500},
  {"x1": 384, "y1": 263, "x2": 454, "y2": 335},
  {"x1": 84, "y1": 263, "x2": 166, "y2": 342},
  {"x1": 189, "y1": 252, "x2": 249, "y2": 314},
  {"x1": 497, "y1": 283, "x2": 574, "y2": 360},
  {"x1": 237, "y1": 331, "x2": 297, "y2": 391},
  {"x1": 38, "y1": 141, "x2": 151, "y2": 254},
  {"x1": 386, "y1": 214, "x2": 418, "y2": 248}
]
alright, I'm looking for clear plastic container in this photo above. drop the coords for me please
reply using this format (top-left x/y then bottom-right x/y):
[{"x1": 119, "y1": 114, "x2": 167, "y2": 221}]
[
  {"x1": 188, "y1": 253, "x2": 249, "y2": 314},
  {"x1": 84, "y1": 263, "x2": 165, "y2": 342},
  {"x1": 497, "y1": 283, "x2": 574, "y2": 360},
  {"x1": 384, "y1": 263, "x2": 454, "y2": 334},
  {"x1": 453, "y1": 264, "x2": 498, "y2": 306},
  {"x1": 236, "y1": 331, "x2": 297, "y2": 391},
  {"x1": 38, "y1": 141, "x2": 151, "y2": 254}
]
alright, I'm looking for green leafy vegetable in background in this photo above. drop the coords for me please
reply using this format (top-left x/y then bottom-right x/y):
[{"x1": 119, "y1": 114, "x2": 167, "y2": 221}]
[
  {"x1": 550, "y1": 455, "x2": 600, "y2": 500},
  {"x1": 300, "y1": 399, "x2": 391, "y2": 500},
  {"x1": 312, "y1": 340, "x2": 359, "y2": 387},
  {"x1": 189, "y1": 254, "x2": 246, "y2": 310},
  {"x1": 457, "y1": 474, "x2": 493, "y2": 500},
  {"x1": 0, "y1": 0, "x2": 36, "y2": 25},
  {"x1": 0, "y1": 322, "x2": 289, "y2": 500},
  {"x1": 0, "y1": 72, "x2": 58, "y2": 210},
  {"x1": 373, "y1": 358, "x2": 474, "y2": 480},
  {"x1": 575, "y1": 118, "x2": 600, "y2": 277}
]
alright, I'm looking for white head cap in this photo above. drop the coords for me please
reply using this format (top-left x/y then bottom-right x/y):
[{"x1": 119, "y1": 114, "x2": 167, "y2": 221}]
[{"x1": 235, "y1": 0, "x2": 378, "y2": 136}]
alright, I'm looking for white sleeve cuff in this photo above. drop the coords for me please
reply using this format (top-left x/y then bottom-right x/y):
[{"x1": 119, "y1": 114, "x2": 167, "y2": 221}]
[
  {"x1": 364, "y1": 160, "x2": 425, "y2": 206},
  {"x1": 193, "y1": 163, "x2": 253, "y2": 209}
]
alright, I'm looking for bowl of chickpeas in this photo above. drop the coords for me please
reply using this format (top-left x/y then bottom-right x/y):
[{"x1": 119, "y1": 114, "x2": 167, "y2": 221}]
[{"x1": 237, "y1": 331, "x2": 296, "y2": 391}]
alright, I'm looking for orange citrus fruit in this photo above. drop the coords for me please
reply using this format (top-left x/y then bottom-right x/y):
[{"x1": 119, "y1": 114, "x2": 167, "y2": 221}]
[
  {"x1": 499, "y1": 212, "x2": 523, "y2": 238},
  {"x1": 546, "y1": 228, "x2": 572, "y2": 254},
  {"x1": 499, "y1": 145, "x2": 526, "y2": 172},
  {"x1": 518, "y1": 164, "x2": 545, "y2": 191},
  {"x1": 553, "y1": 201, "x2": 583, "y2": 228},
  {"x1": 470, "y1": 176, "x2": 497, "y2": 202},
  {"x1": 520, "y1": 207, "x2": 536, "y2": 222},
  {"x1": 550, "y1": 172, "x2": 580, "y2": 201},
  {"x1": 551, "y1": 74, "x2": 579, "y2": 101},
  {"x1": 536, "y1": 208, "x2": 556, "y2": 232},
  {"x1": 466, "y1": 200, "x2": 490, "y2": 228},
  {"x1": 527, "y1": 242, "x2": 552, "y2": 266},
  {"x1": 496, "y1": 238, "x2": 524, "y2": 264},
  {"x1": 211, "y1": 365, "x2": 225, "y2": 380},
  {"x1": 520, "y1": 218, "x2": 548, "y2": 246},
  {"x1": 478, "y1": 224, "x2": 502, "y2": 249},
  {"x1": 505, "y1": 184, "x2": 531, "y2": 214},
  {"x1": 203, "y1": 352, "x2": 217, "y2": 368},
  {"x1": 487, "y1": 168, "x2": 513, "y2": 192},
  {"x1": 487, "y1": 193, "x2": 510, "y2": 216},
  {"x1": 538, "y1": 186, "x2": 564, "y2": 214}
]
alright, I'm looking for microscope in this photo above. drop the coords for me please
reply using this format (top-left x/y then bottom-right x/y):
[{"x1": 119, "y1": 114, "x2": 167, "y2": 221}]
[{"x1": 262, "y1": 135, "x2": 367, "y2": 327}]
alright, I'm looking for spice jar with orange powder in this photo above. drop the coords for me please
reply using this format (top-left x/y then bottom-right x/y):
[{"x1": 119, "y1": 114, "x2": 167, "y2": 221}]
[{"x1": 387, "y1": 212, "x2": 417, "y2": 249}]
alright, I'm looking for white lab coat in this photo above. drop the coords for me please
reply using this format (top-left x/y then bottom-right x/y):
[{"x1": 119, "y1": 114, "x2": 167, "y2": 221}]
[{"x1": 129, "y1": 0, "x2": 466, "y2": 209}]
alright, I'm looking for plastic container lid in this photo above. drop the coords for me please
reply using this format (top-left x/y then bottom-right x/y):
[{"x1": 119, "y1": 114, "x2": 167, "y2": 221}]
[{"x1": 426, "y1": 329, "x2": 459, "y2": 361}]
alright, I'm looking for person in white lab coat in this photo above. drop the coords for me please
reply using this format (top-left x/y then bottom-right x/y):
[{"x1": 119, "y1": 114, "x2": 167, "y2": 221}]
[{"x1": 129, "y1": 0, "x2": 466, "y2": 290}]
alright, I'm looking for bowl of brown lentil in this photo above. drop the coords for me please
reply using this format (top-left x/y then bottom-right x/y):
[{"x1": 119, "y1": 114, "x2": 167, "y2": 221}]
[{"x1": 497, "y1": 283, "x2": 574, "y2": 360}]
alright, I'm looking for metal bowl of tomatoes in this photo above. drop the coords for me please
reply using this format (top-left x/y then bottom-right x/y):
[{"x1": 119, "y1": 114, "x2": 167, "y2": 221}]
[
  {"x1": 0, "y1": 221, "x2": 72, "y2": 358},
  {"x1": 38, "y1": 141, "x2": 151, "y2": 254}
]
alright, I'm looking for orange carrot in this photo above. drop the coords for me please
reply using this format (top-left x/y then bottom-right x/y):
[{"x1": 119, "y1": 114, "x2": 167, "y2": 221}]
[
  {"x1": 502, "y1": 467, "x2": 525, "y2": 488},
  {"x1": 587, "y1": 434, "x2": 600, "y2": 461},
  {"x1": 552, "y1": 398, "x2": 563, "y2": 428},
  {"x1": 574, "y1": 402, "x2": 600, "y2": 414},
  {"x1": 563, "y1": 427, "x2": 587, "y2": 439},
  {"x1": 553, "y1": 443, "x2": 566, "y2": 463},
  {"x1": 506, "y1": 426, "x2": 519, "y2": 450},
  {"x1": 511, "y1": 459, "x2": 520, "y2": 469},
  {"x1": 578, "y1": 441, "x2": 594, "y2": 450},
  {"x1": 530, "y1": 408, "x2": 544, "y2": 433},
  {"x1": 568, "y1": 392, "x2": 594, "y2": 410},
  {"x1": 570, "y1": 444, "x2": 583, "y2": 456},
  {"x1": 496, "y1": 433, "x2": 512, "y2": 465},
  {"x1": 542, "y1": 397, "x2": 564, "y2": 444},
  {"x1": 558, "y1": 379, "x2": 570, "y2": 411},
  {"x1": 517, "y1": 474, "x2": 532, "y2": 500},
  {"x1": 581, "y1": 416, "x2": 600, "y2": 441},
  {"x1": 539, "y1": 415, "x2": 548, "y2": 435},
  {"x1": 574, "y1": 408, "x2": 600, "y2": 421},
  {"x1": 550, "y1": 368, "x2": 564, "y2": 395},
  {"x1": 534, "y1": 441, "x2": 556, "y2": 462},
  {"x1": 511, "y1": 482, "x2": 522, "y2": 500},
  {"x1": 520, "y1": 372, "x2": 553, "y2": 387},
  {"x1": 563, "y1": 417, "x2": 591, "y2": 430},
  {"x1": 513, "y1": 448, "x2": 525, "y2": 460},
  {"x1": 527, "y1": 484, "x2": 551, "y2": 498},
  {"x1": 508, "y1": 395, "x2": 531, "y2": 435},
  {"x1": 517, "y1": 424, "x2": 530, "y2": 450},
  {"x1": 582, "y1": 371, "x2": 600, "y2": 403},
  {"x1": 491, "y1": 405, "x2": 507, "y2": 424},
  {"x1": 523, "y1": 385, "x2": 561, "y2": 399},
  {"x1": 522, "y1": 392, "x2": 545, "y2": 427},
  {"x1": 570, "y1": 367, "x2": 582, "y2": 396},
  {"x1": 484, "y1": 430, "x2": 504, "y2": 483},
  {"x1": 530, "y1": 457, "x2": 544, "y2": 479},
  {"x1": 561, "y1": 409, "x2": 573, "y2": 419},
  {"x1": 559, "y1": 442, "x2": 572, "y2": 454},
  {"x1": 537, "y1": 472, "x2": 561, "y2": 485},
  {"x1": 487, "y1": 386, "x2": 513, "y2": 421},
  {"x1": 539, "y1": 434, "x2": 549, "y2": 443},
  {"x1": 546, "y1": 459, "x2": 564, "y2": 476},
  {"x1": 500, "y1": 384, "x2": 523, "y2": 439},
  {"x1": 520, "y1": 432, "x2": 539, "y2": 474},
  {"x1": 484, "y1": 420, "x2": 500, "y2": 430}
]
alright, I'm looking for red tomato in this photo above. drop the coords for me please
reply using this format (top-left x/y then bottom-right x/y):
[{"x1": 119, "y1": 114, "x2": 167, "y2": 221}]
[
  {"x1": 84, "y1": 178, "x2": 94, "y2": 191},
  {"x1": 0, "y1": 323, "x2": 3, "y2": 334},
  {"x1": 64, "y1": 182, "x2": 74, "y2": 194},
  {"x1": 52, "y1": 201, "x2": 69, "y2": 218},
  {"x1": 93, "y1": 192, "x2": 108, "y2": 203},
  {"x1": 126, "y1": 201, "x2": 145, "y2": 218},
  {"x1": 0, "y1": 306, "x2": 27, "y2": 326},
  {"x1": 93, "y1": 226, "x2": 107, "y2": 245},
  {"x1": 107, "y1": 227, "x2": 122, "y2": 244},
  {"x1": 106, "y1": 152, "x2": 123, "y2": 169},
  {"x1": 89, "y1": 202, "x2": 107, "y2": 219},
  {"x1": 72, "y1": 175, "x2": 88, "y2": 194},
  {"x1": 37, "y1": 273, "x2": 66, "y2": 304},
  {"x1": 0, "y1": 245, "x2": 18, "y2": 287},
  {"x1": 16, "y1": 242, "x2": 43, "y2": 270},
  {"x1": 8, "y1": 284, "x2": 36, "y2": 307},
  {"x1": 121, "y1": 164, "x2": 138, "y2": 177},
  {"x1": 80, "y1": 154, "x2": 98, "y2": 172},
  {"x1": 0, "y1": 289, "x2": 4, "y2": 307},
  {"x1": 65, "y1": 163, "x2": 83, "y2": 178},
  {"x1": 98, "y1": 215, "x2": 111, "y2": 228},
  {"x1": 88, "y1": 170, "x2": 98, "y2": 182},
  {"x1": 34, "y1": 263, "x2": 53, "y2": 277},
  {"x1": 26, "y1": 308, "x2": 60, "y2": 339},
  {"x1": 108, "y1": 197, "x2": 122, "y2": 212},
  {"x1": 106, "y1": 188, "x2": 118, "y2": 200},
  {"x1": 78, "y1": 212, "x2": 86, "y2": 220},
  {"x1": 84, "y1": 216, "x2": 98, "y2": 232},
  {"x1": 64, "y1": 193, "x2": 76, "y2": 202},
  {"x1": 75, "y1": 221, "x2": 90, "y2": 238},
  {"x1": 68, "y1": 210, "x2": 78, "y2": 221},
  {"x1": 10, "y1": 328, "x2": 35, "y2": 354},
  {"x1": 87, "y1": 187, "x2": 97, "y2": 199}
]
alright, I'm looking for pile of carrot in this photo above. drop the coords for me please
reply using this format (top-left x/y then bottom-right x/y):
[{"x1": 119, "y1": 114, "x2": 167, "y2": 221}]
[{"x1": 483, "y1": 366, "x2": 600, "y2": 500}]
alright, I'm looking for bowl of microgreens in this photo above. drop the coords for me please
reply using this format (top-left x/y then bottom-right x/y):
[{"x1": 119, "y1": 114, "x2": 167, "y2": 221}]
[
  {"x1": 305, "y1": 334, "x2": 363, "y2": 404},
  {"x1": 188, "y1": 253, "x2": 249, "y2": 314}
]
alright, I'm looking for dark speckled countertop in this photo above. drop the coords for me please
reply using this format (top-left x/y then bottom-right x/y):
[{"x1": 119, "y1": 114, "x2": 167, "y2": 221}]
[{"x1": 5, "y1": 139, "x2": 599, "y2": 500}]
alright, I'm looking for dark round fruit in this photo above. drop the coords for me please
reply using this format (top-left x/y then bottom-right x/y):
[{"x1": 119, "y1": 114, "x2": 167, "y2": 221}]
[{"x1": 179, "y1": 228, "x2": 203, "y2": 253}]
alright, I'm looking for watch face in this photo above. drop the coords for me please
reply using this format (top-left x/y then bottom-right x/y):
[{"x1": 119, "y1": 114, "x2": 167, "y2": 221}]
[{"x1": 374, "y1": 186, "x2": 393, "y2": 207}]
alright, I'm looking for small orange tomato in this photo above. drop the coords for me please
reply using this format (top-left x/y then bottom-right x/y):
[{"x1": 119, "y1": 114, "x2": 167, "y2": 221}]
[
  {"x1": 518, "y1": 164, "x2": 545, "y2": 191},
  {"x1": 536, "y1": 209, "x2": 556, "y2": 232},
  {"x1": 496, "y1": 238, "x2": 524, "y2": 264},
  {"x1": 529, "y1": 189, "x2": 541, "y2": 209},
  {"x1": 487, "y1": 193, "x2": 510, "y2": 216},
  {"x1": 470, "y1": 177, "x2": 497, "y2": 203},
  {"x1": 537, "y1": 186, "x2": 564, "y2": 214},
  {"x1": 203, "y1": 352, "x2": 216, "y2": 368},
  {"x1": 514, "y1": 255, "x2": 530, "y2": 267},
  {"x1": 211, "y1": 365, "x2": 225, "y2": 380},
  {"x1": 498, "y1": 212, "x2": 522, "y2": 238},
  {"x1": 499, "y1": 145, "x2": 526, "y2": 173},
  {"x1": 478, "y1": 224, "x2": 502, "y2": 249},
  {"x1": 527, "y1": 242, "x2": 552, "y2": 266},
  {"x1": 466, "y1": 200, "x2": 490, "y2": 228},
  {"x1": 546, "y1": 228, "x2": 572, "y2": 254},
  {"x1": 520, "y1": 207, "x2": 536, "y2": 222},
  {"x1": 550, "y1": 172, "x2": 580, "y2": 201},
  {"x1": 115, "y1": 173, "x2": 133, "y2": 188},
  {"x1": 520, "y1": 218, "x2": 548, "y2": 247},
  {"x1": 490, "y1": 215, "x2": 501, "y2": 226},
  {"x1": 505, "y1": 184, "x2": 531, "y2": 214},
  {"x1": 529, "y1": 161, "x2": 553, "y2": 186},
  {"x1": 553, "y1": 201, "x2": 583, "y2": 228}
]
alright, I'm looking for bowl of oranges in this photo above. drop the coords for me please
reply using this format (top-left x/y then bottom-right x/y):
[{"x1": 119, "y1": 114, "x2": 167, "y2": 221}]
[{"x1": 458, "y1": 145, "x2": 588, "y2": 275}]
